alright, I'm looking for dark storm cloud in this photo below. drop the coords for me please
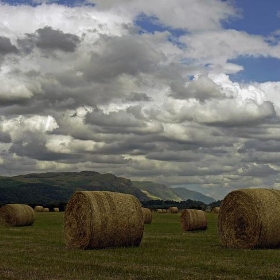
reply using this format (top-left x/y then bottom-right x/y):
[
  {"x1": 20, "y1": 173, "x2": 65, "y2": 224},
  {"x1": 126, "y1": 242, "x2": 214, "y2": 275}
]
[{"x1": 0, "y1": 36, "x2": 18, "y2": 55}]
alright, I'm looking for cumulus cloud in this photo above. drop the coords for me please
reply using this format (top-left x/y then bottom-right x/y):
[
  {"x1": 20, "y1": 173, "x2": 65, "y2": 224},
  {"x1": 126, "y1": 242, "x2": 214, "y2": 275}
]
[{"x1": 0, "y1": 1, "x2": 279, "y2": 200}]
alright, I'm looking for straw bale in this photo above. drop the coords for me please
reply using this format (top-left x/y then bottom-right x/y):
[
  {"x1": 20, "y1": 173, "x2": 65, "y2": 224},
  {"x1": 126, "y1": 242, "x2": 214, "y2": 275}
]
[
  {"x1": 34, "y1": 205, "x2": 44, "y2": 212},
  {"x1": 169, "y1": 206, "x2": 179, "y2": 214},
  {"x1": 212, "y1": 207, "x2": 220, "y2": 214},
  {"x1": 43, "y1": 208, "x2": 49, "y2": 212},
  {"x1": 180, "y1": 209, "x2": 207, "y2": 231},
  {"x1": 0, "y1": 204, "x2": 35, "y2": 227},
  {"x1": 141, "y1": 207, "x2": 152, "y2": 224},
  {"x1": 218, "y1": 188, "x2": 280, "y2": 249},
  {"x1": 64, "y1": 191, "x2": 144, "y2": 249},
  {"x1": 53, "y1": 207, "x2": 60, "y2": 212}
]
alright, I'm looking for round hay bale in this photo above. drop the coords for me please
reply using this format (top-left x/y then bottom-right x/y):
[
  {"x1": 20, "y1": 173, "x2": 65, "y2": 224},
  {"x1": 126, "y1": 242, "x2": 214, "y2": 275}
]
[
  {"x1": 53, "y1": 207, "x2": 60, "y2": 212},
  {"x1": 218, "y1": 188, "x2": 280, "y2": 249},
  {"x1": 141, "y1": 207, "x2": 152, "y2": 224},
  {"x1": 34, "y1": 205, "x2": 44, "y2": 212},
  {"x1": 180, "y1": 209, "x2": 207, "y2": 231},
  {"x1": 0, "y1": 204, "x2": 35, "y2": 227},
  {"x1": 169, "y1": 206, "x2": 179, "y2": 214},
  {"x1": 212, "y1": 207, "x2": 220, "y2": 214},
  {"x1": 43, "y1": 208, "x2": 49, "y2": 212},
  {"x1": 64, "y1": 191, "x2": 144, "y2": 249}
]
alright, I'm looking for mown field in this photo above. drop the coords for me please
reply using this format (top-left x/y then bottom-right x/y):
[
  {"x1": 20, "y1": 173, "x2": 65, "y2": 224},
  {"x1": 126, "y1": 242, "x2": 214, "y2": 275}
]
[{"x1": 0, "y1": 211, "x2": 280, "y2": 279}]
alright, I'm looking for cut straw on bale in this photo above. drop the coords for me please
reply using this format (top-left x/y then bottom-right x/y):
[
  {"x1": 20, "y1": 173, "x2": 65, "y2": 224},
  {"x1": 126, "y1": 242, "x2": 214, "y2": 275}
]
[
  {"x1": 0, "y1": 204, "x2": 35, "y2": 227},
  {"x1": 34, "y1": 205, "x2": 44, "y2": 212},
  {"x1": 169, "y1": 206, "x2": 179, "y2": 214},
  {"x1": 218, "y1": 188, "x2": 280, "y2": 249},
  {"x1": 43, "y1": 208, "x2": 49, "y2": 212},
  {"x1": 141, "y1": 207, "x2": 152, "y2": 224},
  {"x1": 180, "y1": 209, "x2": 207, "y2": 231},
  {"x1": 53, "y1": 207, "x2": 60, "y2": 212},
  {"x1": 64, "y1": 191, "x2": 144, "y2": 249}
]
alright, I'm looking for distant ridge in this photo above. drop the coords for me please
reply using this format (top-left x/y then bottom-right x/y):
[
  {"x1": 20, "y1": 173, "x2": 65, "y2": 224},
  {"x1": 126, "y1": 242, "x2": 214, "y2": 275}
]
[
  {"x1": 171, "y1": 187, "x2": 215, "y2": 204},
  {"x1": 0, "y1": 171, "x2": 148, "y2": 204},
  {"x1": 132, "y1": 181, "x2": 215, "y2": 204},
  {"x1": 0, "y1": 171, "x2": 215, "y2": 205}
]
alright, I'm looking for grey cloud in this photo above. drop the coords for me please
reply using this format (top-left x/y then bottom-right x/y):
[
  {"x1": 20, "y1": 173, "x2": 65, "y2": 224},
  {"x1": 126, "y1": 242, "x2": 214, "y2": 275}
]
[
  {"x1": 239, "y1": 139, "x2": 280, "y2": 153},
  {"x1": 169, "y1": 75, "x2": 224, "y2": 102},
  {"x1": 123, "y1": 92, "x2": 152, "y2": 102},
  {"x1": 20, "y1": 26, "x2": 81, "y2": 53},
  {"x1": 36, "y1": 26, "x2": 81, "y2": 52},
  {"x1": 240, "y1": 164, "x2": 278, "y2": 177},
  {"x1": 85, "y1": 108, "x2": 143, "y2": 128},
  {"x1": 0, "y1": 36, "x2": 18, "y2": 55},
  {"x1": 81, "y1": 35, "x2": 163, "y2": 82},
  {"x1": 0, "y1": 131, "x2": 11, "y2": 143},
  {"x1": 199, "y1": 100, "x2": 276, "y2": 127}
]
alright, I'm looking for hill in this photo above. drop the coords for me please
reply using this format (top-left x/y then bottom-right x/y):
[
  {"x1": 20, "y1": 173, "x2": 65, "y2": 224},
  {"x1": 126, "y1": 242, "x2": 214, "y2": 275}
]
[
  {"x1": 171, "y1": 187, "x2": 215, "y2": 204},
  {"x1": 132, "y1": 181, "x2": 181, "y2": 201},
  {"x1": 0, "y1": 171, "x2": 215, "y2": 205},
  {"x1": 0, "y1": 171, "x2": 149, "y2": 204},
  {"x1": 132, "y1": 181, "x2": 215, "y2": 204}
]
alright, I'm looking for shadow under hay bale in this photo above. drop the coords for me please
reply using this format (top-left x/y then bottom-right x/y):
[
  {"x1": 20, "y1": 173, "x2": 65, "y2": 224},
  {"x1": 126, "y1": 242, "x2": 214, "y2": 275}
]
[
  {"x1": 64, "y1": 191, "x2": 144, "y2": 249},
  {"x1": 0, "y1": 204, "x2": 35, "y2": 227},
  {"x1": 180, "y1": 209, "x2": 207, "y2": 231},
  {"x1": 141, "y1": 207, "x2": 152, "y2": 224},
  {"x1": 218, "y1": 188, "x2": 280, "y2": 249}
]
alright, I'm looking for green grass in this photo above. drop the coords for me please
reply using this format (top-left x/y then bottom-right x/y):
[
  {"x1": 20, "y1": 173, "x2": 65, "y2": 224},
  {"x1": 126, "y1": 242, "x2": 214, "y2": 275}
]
[{"x1": 0, "y1": 212, "x2": 280, "y2": 279}]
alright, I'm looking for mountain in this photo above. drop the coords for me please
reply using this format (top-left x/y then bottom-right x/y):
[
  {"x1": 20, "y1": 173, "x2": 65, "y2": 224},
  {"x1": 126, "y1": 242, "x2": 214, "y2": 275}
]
[
  {"x1": 132, "y1": 181, "x2": 215, "y2": 204},
  {"x1": 0, "y1": 171, "x2": 149, "y2": 204},
  {"x1": 132, "y1": 181, "x2": 181, "y2": 201},
  {"x1": 171, "y1": 187, "x2": 215, "y2": 204},
  {"x1": 0, "y1": 171, "x2": 215, "y2": 205}
]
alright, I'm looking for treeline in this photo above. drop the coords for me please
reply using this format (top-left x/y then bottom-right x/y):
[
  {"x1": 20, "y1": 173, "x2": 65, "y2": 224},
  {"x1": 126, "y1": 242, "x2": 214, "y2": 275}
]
[
  {"x1": 0, "y1": 199, "x2": 222, "y2": 212},
  {"x1": 141, "y1": 199, "x2": 216, "y2": 210}
]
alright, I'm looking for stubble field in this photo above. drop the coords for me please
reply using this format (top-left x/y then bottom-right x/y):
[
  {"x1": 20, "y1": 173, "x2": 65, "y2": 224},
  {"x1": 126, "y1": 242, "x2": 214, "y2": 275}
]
[{"x1": 0, "y1": 211, "x2": 280, "y2": 279}]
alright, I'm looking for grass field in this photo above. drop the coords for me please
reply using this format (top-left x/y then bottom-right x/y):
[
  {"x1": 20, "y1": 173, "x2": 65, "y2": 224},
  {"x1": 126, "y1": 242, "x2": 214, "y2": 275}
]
[{"x1": 0, "y1": 211, "x2": 280, "y2": 279}]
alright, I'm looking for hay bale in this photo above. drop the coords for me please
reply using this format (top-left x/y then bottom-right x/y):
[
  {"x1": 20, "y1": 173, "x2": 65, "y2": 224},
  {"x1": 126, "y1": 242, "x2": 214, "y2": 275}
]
[
  {"x1": 34, "y1": 205, "x2": 44, "y2": 212},
  {"x1": 141, "y1": 207, "x2": 152, "y2": 224},
  {"x1": 218, "y1": 188, "x2": 280, "y2": 249},
  {"x1": 212, "y1": 207, "x2": 220, "y2": 214},
  {"x1": 0, "y1": 204, "x2": 35, "y2": 227},
  {"x1": 53, "y1": 207, "x2": 60, "y2": 212},
  {"x1": 64, "y1": 191, "x2": 144, "y2": 249},
  {"x1": 43, "y1": 208, "x2": 49, "y2": 212},
  {"x1": 169, "y1": 206, "x2": 179, "y2": 214},
  {"x1": 180, "y1": 209, "x2": 207, "y2": 231}
]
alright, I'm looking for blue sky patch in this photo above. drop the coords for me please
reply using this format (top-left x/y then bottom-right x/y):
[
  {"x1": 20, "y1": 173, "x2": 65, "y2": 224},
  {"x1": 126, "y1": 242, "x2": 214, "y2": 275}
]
[{"x1": 229, "y1": 56, "x2": 280, "y2": 83}]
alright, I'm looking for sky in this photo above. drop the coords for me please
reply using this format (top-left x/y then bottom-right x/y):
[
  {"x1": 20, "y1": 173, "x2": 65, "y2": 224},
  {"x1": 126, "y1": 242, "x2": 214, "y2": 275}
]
[{"x1": 0, "y1": 0, "x2": 279, "y2": 200}]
